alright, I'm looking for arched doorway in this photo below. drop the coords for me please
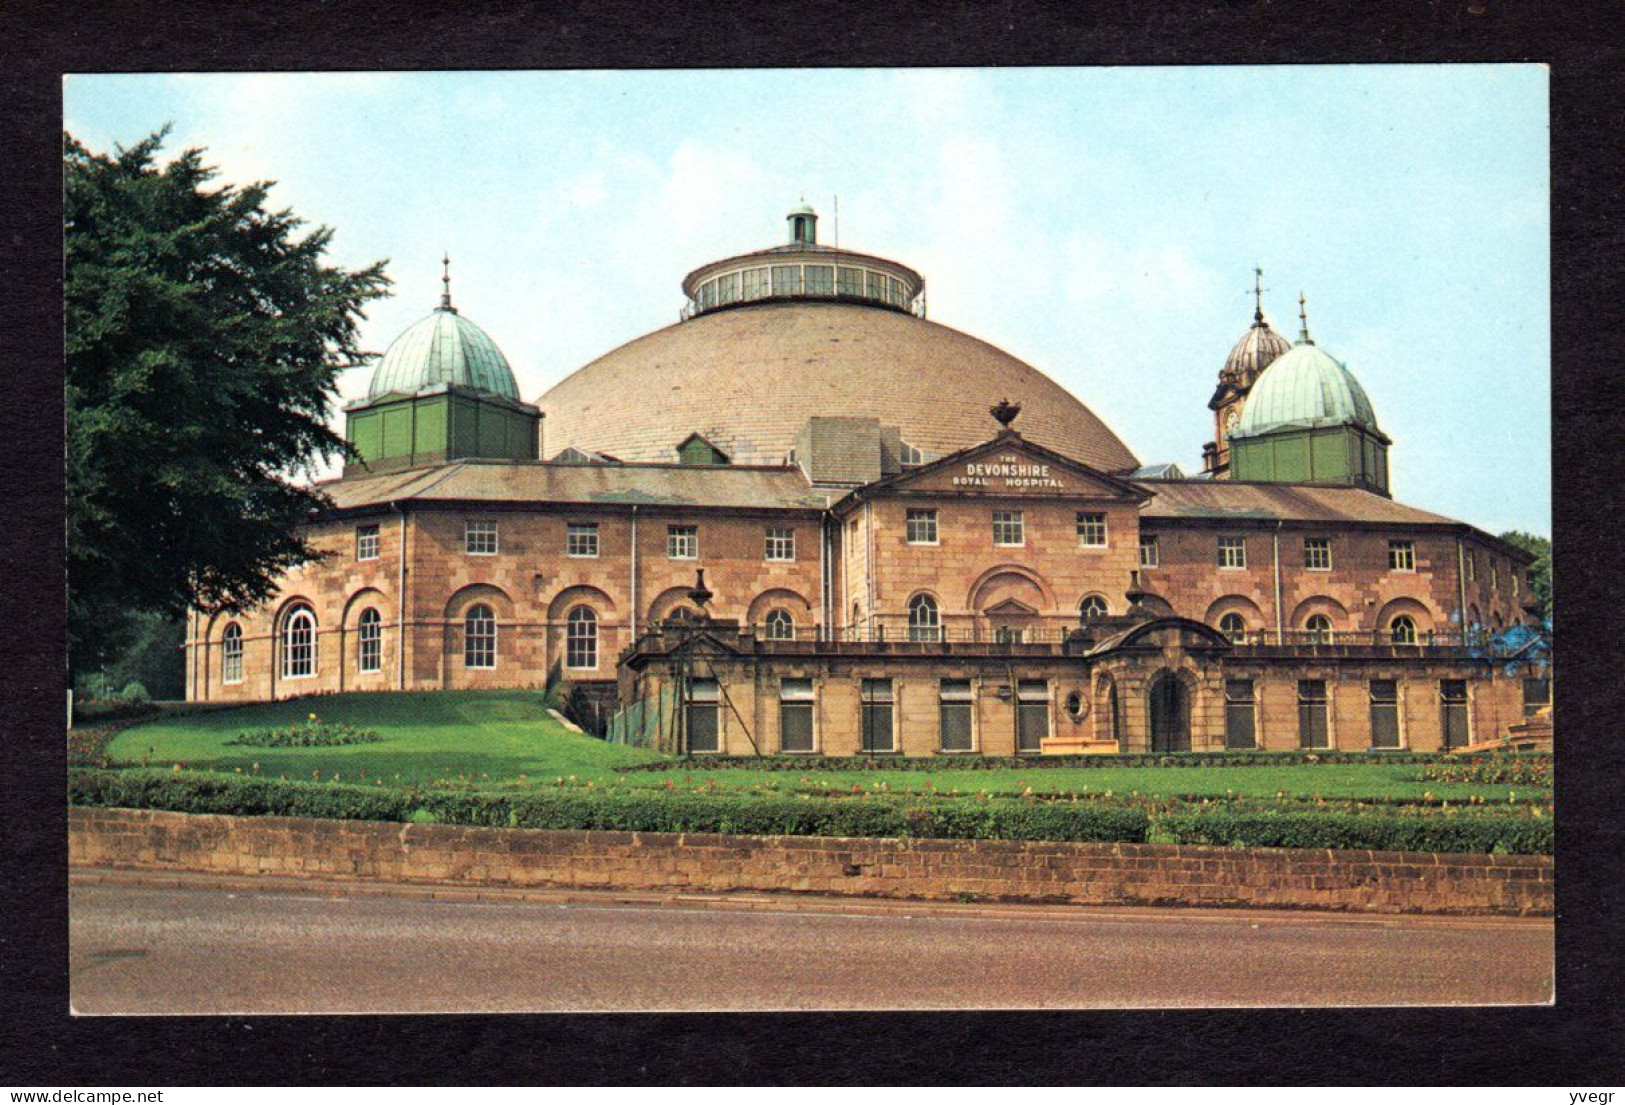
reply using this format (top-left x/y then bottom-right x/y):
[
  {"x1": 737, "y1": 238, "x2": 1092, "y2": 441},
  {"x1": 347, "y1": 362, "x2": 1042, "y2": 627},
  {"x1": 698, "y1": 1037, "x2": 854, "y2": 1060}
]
[{"x1": 1148, "y1": 671, "x2": 1191, "y2": 752}]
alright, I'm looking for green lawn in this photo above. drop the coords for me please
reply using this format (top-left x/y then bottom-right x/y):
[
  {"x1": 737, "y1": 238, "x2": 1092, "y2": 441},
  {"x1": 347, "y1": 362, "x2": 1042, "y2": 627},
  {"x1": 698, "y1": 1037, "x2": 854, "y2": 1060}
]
[
  {"x1": 106, "y1": 690, "x2": 1546, "y2": 805},
  {"x1": 106, "y1": 690, "x2": 662, "y2": 785}
]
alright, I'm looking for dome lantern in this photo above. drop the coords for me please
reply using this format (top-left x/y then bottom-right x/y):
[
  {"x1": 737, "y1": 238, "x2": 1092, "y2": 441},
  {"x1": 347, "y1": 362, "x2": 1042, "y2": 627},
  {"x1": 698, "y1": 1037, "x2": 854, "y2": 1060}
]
[
  {"x1": 1227, "y1": 300, "x2": 1392, "y2": 495},
  {"x1": 787, "y1": 201, "x2": 818, "y2": 246},
  {"x1": 344, "y1": 263, "x2": 541, "y2": 475}
]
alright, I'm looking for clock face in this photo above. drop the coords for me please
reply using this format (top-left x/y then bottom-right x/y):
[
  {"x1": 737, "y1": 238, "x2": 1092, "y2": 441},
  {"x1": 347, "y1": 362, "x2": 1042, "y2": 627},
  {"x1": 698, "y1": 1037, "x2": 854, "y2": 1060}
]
[{"x1": 1225, "y1": 408, "x2": 1241, "y2": 433}]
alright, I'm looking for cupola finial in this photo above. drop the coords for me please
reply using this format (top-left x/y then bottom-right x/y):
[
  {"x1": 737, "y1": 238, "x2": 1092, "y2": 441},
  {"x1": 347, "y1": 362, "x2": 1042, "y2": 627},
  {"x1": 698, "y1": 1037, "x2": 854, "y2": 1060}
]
[
  {"x1": 1297, "y1": 290, "x2": 1313, "y2": 345},
  {"x1": 440, "y1": 252, "x2": 456, "y2": 313},
  {"x1": 1252, "y1": 266, "x2": 1266, "y2": 325}
]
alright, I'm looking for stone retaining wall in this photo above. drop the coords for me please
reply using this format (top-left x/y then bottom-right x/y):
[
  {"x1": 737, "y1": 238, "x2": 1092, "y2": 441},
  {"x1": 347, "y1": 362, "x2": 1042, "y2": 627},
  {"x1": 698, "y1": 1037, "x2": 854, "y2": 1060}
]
[{"x1": 68, "y1": 806, "x2": 1553, "y2": 915}]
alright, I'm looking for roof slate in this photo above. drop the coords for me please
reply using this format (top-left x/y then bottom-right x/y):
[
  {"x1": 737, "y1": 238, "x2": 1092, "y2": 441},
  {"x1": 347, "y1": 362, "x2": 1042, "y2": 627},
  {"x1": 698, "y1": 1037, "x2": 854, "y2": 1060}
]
[
  {"x1": 1138, "y1": 480, "x2": 1463, "y2": 526},
  {"x1": 321, "y1": 460, "x2": 831, "y2": 513}
]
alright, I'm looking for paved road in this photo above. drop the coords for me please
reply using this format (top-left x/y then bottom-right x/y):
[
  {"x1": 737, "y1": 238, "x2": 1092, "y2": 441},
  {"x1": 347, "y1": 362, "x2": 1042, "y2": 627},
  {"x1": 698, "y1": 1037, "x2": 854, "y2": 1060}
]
[{"x1": 69, "y1": 873, "x2": 1553, "y2": 1014}]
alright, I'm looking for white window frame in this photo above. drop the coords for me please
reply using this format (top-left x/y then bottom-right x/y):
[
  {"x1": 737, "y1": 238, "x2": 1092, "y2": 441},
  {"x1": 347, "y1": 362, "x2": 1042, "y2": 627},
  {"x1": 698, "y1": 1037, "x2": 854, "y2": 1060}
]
[
  {"x1": 357, "y1": 607, "x2": 383, "y2": 674},
  {"x1": 281, "y1": 606, "x2": 317, "y2": 680},
  {"x1": 566, "y1": 522, "x2": 600, "y2": 559},
  {"x1": 992, "y1": 510, "x2": 1025, "y2": 548},
  {"x1": 1304, "y1": 537, "x2": 1332, "y2": 571},
  {"x1": 1218, "y1": 612, "x2": 1248, "y2": 643},
  {"x1": 355, "y1": 523, "x2": 380, "y2": 562},
  {"x1": 765, "y1": 526, "x2": 795, "y2": 562},
  {"x1": 221, "y1": 622, "x2": 244, "y2": 685},
  {"x1": 905, "y1": 508, "x2": 938, "y2": 546},
  {"x1": 1138, "y1": 533, "x2": 1160, "y2": 569},
  {"x1": 667, "y1": 524, "x2": 698, "y2": 560},
  {"x1": 1304, "y1": 613, "x2": 1335, "y2": 643},
  {"x1": 1388, "y1": 539, "x2": 1416, "y2": 573},
  {"x1": 565, "y1": 606, "x2": 599, "y2": 670},
  {"x1": 1076, "y1": 511, "x2": 1108, "y2": 548},
  {"x1": 464, "y1": 604, "x2": 497, "y2": 670},
  {"x1": 1218, "y1": 536, "x2": 1247, "y2": 570},
  {"x1": 908, "y1": 593, "x2": 941, "y2": 642},
  {"x1": 465, "y1": 520, "x2": 499, "y2": 556},
  {"x1": 763, "y1": 608, "x2": 794, "y2": 640}
]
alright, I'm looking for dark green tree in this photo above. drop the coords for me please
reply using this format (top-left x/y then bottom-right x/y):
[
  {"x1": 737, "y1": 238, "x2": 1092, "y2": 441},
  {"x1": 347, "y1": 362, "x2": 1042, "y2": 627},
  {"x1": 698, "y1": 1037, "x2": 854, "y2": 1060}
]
[
  {"x1": 66, "y1": 128, "x2": 390, "y2": 677},
  {"x1": 1498, "y1": 530, "x2": 1551, "y2": 625}
]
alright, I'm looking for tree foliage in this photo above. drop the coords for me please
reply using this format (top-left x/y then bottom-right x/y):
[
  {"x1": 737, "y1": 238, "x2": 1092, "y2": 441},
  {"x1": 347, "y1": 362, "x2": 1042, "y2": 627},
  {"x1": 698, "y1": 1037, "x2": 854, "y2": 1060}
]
[
  {"x1": 66, "y1": 128, "x2": 390, "y2": 674},
  {"x1": 1498, "y1": 530, "x2": 1551, "y2": 624}
]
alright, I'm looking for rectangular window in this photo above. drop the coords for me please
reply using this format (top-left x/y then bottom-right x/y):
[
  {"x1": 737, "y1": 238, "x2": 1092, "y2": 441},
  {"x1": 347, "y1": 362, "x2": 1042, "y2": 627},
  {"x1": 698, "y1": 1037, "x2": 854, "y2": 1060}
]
[
  {"x1": 566, "y1": 522, "x2": 599, "y2": 558},
  {"x1": 717, "y1": 272, "x2": 741, "y2": 306},
  {"x1": 837, "y1": 266, "x2": 864, "y2": 296},
  {"x1": 770, "y1": 265, "x2": 801, "y2": 296},
  {"x1": 742, "y1": 267, "x2": 770, "y2": 301},
  {"x1": 1139, "y1": 533, "x2": 1160, "y2": 569},
  {"x1": 865, "y1": 271, "x2": 886, "y2": 300},
  {"x1": 804, "y1": 265, "x2": 834, "y2": 295},
  {"x1": 1297, "y1": 679, "x2": 1330, "y2": 749},
  {"x1": 1076, "y1": 512, "x2": 1108, "y2": 548},
  {"x1": 1522, "y1": 677, "x2": 1551, "y2": 717},
  {"x1": 779, "y1": 678, "x2": 815, "y2": 753},
  {"x1": 355, "y1": 523, "x2": 380, "y2": 562},
  {"x1": 992, "y1": 510, "x2": 1025, "y2": 547},
  {"x1": 465, "y1": 520, "x2": 499, "y2": 556},
  {"x1": 1224, "y1": 679, "x2": 1257, "y2": 749},
  {"x1": 1369, "y1": 679, "x2": 1401, "y2": 749},
  {"x1": 1440, "y1": 680, "x2": 1470, "y2": 749},
  {"x1": 1218, "y1": 535, "x2": 1247, "y2": 569},
  {"x1": 765, "y1": 526, "x2": 795, "y2": 562},
  {"x1": 686, "y1": 679, "x2": 721, "y2": 753},
  {"x1": 1467, "y1": 550, "x2": 1477, "y2": 581},
  {"x1": 938, "y1": 679, "x2": 974, "y2": 752},
  {"x1": 906, "y1": 508, "x2": 939, "y2": 545},
  {"x1": 1304, "y1": 537, "x2": 1332, "y2": 571},
  {"x1": 1388, "y1": 539, "x2": 1416, "y2": 572},
  {"x1": 1016, "y1": 679, "x2": 1049, "y2": 754},
  {"x1": 667, "y1": 524, "x2": 698, "y2": 560},
  {"x1": 860, "y1": 678, "x2": 895, "y2": 753}
]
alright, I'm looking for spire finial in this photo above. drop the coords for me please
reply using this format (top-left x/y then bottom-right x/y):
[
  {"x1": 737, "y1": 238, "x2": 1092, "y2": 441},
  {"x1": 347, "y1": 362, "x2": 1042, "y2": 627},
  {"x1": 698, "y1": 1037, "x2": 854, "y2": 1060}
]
[
  {"x1": 440, "y1": 252, "x2": 455, "y2": 312},
  {"x1": 1252, "y1": 266, "x2": 1265, "y2": 325},
  {"x1": 1297, "y1": 290, "x2": 1313, "y2": 345},
  {"x1": 990, "y1": 397, "x2": 1022, "y2": 430}
]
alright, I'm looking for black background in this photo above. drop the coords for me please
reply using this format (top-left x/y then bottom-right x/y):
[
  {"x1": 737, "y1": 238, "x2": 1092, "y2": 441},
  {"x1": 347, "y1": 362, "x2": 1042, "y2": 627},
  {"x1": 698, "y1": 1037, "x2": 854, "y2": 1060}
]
[{"x1": 3, "y1": 0, "x2": 1620, "y2": 1086}]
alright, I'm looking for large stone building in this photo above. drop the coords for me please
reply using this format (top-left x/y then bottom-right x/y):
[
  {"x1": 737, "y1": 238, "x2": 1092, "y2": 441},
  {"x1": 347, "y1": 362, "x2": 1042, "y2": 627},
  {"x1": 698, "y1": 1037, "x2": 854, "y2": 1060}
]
[{"x1": 184, "y1": 205, "x2": 1550, "y2": 755}]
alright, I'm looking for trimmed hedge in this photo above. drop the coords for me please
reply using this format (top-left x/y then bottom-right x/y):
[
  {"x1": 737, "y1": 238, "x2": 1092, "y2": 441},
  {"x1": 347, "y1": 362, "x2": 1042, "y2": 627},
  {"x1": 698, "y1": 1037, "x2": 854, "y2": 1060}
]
[
  {"x1": 618, "y1": 750, "x2": 1552, "y2": 772},
  {"x1": 1152, "y1": 808, "x2": 1552, "y2": 855},
  {"x1": 68, "y1": 769, "x2": 1550, "y2": 854}
]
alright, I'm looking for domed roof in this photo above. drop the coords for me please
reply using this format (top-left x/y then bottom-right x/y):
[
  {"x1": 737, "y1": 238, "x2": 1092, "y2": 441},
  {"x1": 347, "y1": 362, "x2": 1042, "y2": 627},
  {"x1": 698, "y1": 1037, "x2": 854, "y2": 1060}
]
[
  {"x1": 1223, "y1": 318, "x2": 1293, "y2": 383},
  {"x1": 1235, "y1": 338, "x2": 1380, "y2": 438},
  {"x1": 537, "y1": 300, "x2": 1140, "y2": 471},
  {"x1": 368, "y1": 304, "x2": 520, "y2": 401}
]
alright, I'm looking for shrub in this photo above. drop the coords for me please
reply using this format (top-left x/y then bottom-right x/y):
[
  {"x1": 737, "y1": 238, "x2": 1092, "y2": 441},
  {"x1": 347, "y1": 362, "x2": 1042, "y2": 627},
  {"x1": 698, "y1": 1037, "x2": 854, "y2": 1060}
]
[
  {"x1": 118, "y1": 681, "x2": 152, "y2": 704},
  {"x1": 69, "y1": 769, "x2": 415, "y2": 823},
  {"x1": 614, "y1": 749, "x2": 1530, "y2": 773},
  {"x1": 1422, "y1": 754, "x2": 1552, "y2": 788},
  {"x1": 1150, "y1": 807, "x2": 1552, "y2": 855}
]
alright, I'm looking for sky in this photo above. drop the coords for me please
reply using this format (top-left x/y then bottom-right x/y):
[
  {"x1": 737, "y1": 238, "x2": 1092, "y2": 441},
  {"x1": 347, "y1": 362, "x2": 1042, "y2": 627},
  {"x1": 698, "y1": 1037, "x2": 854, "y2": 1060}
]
[{"x1": 63, "y1": 67, "x2": 1549, "y2": 536}]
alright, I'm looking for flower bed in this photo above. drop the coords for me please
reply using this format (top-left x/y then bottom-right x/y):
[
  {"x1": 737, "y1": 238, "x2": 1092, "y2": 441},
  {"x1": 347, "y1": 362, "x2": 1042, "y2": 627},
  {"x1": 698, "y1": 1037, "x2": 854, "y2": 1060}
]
[{"x1": 226, "y1": 714, "x2": 382, "y2": 748}]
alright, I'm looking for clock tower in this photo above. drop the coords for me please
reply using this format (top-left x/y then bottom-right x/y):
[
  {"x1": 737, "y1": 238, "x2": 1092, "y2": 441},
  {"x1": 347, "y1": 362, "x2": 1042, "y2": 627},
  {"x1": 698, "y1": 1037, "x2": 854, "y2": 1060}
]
[{"x1": 1203, "y1": 268, "x2": 1291, "y2": 477}]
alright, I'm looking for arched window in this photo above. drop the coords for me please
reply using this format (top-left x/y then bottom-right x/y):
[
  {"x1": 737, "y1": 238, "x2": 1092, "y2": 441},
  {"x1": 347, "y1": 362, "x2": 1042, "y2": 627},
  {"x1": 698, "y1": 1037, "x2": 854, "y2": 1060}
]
[
  {"x1": 764, "y1": 608, "x2": 794, "y2": 640},
  {"x1": 464, "y1": 603, "x2": 496, "y2": 669},
  {"x1": 1389, "y1": 614, "x2": 1417, "y2": 645},
  {"x1": 1079, "y1": 595, "x2": 1108, "y2": 622},
  {"x1": 358, "y1": 607, "x2": 382, "y2": 674},
  {"x1": 566, "y1": 606, "x2": 598, "y2": 669},
  {"x1": 1218, "y1": 612, "x2": 1248, "y2": 643},
  {"x1": 1304, "y1": 613, "x2": 1334, "y2": 644},
  {"x1": 908, "y1": 593, "x2": 941, "y2": 642},
  {"x1": 281, "y1": 605, "x2": 316, "y2": 679},
  {"x1": 222, "y1": 622, "x2": 243, "y2": 684}
]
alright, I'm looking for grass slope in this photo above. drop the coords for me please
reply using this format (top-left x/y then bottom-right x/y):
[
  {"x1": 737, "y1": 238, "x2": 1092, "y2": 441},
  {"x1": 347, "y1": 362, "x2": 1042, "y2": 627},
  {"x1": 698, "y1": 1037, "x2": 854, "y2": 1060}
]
[{"x1": 107, "y1": 690, "x2": 662, "y2": 785}]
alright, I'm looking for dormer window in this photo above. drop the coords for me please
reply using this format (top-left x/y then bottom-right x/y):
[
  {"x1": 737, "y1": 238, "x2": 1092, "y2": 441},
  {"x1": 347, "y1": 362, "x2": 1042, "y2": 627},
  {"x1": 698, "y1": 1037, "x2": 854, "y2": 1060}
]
[
  {"x1": 899, "y1": 441, "x2": 924, "y2": 468},
  {"x1": 677, "y1": 433, "x2": 730, "y2": 466}
]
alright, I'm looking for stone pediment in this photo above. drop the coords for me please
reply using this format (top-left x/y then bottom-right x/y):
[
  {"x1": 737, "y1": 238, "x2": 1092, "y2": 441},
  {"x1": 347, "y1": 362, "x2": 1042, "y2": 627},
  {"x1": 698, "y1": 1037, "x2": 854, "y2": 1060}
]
[{"x1": 837, "y1": 431, "x2": 1149, "y2": 510}]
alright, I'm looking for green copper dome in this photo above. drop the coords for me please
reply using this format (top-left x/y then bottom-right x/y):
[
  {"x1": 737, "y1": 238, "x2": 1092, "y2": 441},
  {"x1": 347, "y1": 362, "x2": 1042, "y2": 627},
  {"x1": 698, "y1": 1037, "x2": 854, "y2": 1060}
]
[
  {"x1": 367, "y1": 304, "x2": 520, "y2": 401},
  {"x1": 1234, "y1": 339, "x2": 1380, "y2": 438}
]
